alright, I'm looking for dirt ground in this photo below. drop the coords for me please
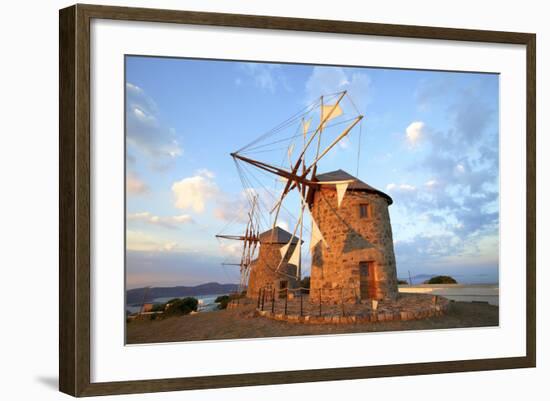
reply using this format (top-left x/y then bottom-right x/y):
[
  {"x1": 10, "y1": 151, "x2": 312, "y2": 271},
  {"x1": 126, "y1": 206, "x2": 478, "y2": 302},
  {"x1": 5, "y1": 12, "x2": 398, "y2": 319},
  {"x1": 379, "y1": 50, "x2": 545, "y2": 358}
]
[{"x1": 126, "y1": 301, "x2": 499, "y2": 344}]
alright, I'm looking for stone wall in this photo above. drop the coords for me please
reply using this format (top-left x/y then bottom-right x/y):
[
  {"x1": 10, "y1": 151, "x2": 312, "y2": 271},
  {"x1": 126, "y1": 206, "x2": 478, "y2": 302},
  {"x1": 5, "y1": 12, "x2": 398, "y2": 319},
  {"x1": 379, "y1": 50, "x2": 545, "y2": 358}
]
[
  {"x1": 256, "y1": 295, "x2": 450, "y2": 324},
  {"x1": 310, "y1": 187, "x2": 398, "y2": 303},
  {"x1": 247, "y1": 242, "x2": 299, "y2": 300}
]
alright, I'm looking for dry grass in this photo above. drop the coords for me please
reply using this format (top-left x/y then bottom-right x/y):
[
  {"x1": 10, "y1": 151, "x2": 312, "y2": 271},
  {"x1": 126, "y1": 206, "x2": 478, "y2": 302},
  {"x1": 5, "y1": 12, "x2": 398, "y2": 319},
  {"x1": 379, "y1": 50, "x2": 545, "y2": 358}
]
[{"x1": 126, "y1": 301, "x2": 498, "y2": 344}]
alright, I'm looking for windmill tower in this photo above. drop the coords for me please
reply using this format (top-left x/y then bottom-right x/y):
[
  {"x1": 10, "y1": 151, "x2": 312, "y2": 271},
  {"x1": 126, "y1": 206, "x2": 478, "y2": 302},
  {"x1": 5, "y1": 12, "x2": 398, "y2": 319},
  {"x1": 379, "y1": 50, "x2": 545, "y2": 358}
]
[
  {"x1": 247, "y1": 226, "x2": 301, "y2": 299},
  {"x1": 229, "y1": 90, "x2": 398, "y2": 305},
  {"x1": 309, "y1": 170, "x2": 398, "y2": 303},
  {"x1": 215, "y1": 196, "x2": 260, "y2": 295}
]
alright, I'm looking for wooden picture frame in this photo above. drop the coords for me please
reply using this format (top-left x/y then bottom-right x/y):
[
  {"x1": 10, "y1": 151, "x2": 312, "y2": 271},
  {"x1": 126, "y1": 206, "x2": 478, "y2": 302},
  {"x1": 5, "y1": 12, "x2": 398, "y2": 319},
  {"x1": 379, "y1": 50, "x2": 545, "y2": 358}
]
[{"x1": 59, "y1": 3, "x2": 536, "y2": 397}]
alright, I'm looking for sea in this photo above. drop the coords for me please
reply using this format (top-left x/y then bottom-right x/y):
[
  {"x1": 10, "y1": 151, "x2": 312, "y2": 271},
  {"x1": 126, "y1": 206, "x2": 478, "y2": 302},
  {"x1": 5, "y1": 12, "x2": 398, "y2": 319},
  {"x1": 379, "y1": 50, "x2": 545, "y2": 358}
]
[
  {"x1": 126, "y1": 293, "x2": 226, "y2": 315},
  {"x1": 400, "y1": 272, "x2": 499, "y2": 285}
]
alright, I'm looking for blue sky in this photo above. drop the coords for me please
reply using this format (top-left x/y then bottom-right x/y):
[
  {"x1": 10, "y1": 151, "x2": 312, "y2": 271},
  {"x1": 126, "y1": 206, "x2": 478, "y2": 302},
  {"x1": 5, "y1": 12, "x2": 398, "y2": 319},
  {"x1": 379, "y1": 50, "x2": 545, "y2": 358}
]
[{"x1": 125, "y1": 56, "x2": 499, "y2": 289}]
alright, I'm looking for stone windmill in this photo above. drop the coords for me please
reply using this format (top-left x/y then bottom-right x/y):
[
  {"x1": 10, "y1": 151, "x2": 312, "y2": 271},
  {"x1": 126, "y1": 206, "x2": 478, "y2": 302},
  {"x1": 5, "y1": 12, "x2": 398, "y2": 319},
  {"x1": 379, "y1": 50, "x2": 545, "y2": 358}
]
[
  {"x1": 215, "y1": 195, "x2": 260, "y2": 295},
  {"x1": 308, "y1": 170, "x2": 398, "y2": 303},
  {"x1": 246, "y1": 226, "x2": 301, "y2": 299},
  {"x1": 229, "y1": 91, "x2": 398, "y2": 303}
]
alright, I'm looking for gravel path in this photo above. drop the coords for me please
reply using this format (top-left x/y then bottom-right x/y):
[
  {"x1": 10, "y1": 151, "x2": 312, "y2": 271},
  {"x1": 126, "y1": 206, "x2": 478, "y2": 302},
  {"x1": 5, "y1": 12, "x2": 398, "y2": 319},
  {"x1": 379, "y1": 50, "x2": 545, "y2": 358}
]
[{"x1": 126, "y1": 301, "x2": 498, "y2": 344}]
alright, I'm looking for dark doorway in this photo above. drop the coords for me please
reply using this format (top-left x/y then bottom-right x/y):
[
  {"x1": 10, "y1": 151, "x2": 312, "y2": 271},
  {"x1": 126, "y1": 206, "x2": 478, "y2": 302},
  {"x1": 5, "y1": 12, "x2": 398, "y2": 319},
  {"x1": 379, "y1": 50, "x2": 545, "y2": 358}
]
[
  {"x1": 359, "y1": 261, "x2": 375, "y2": 300},
  {"x1": 279, "y1": 280, "x2": 288, "y2": 298}
]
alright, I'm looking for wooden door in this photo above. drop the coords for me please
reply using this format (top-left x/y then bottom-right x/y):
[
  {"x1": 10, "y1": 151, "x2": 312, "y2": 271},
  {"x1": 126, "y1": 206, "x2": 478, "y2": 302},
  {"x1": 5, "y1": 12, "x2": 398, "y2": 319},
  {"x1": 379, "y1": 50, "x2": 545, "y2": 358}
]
[{"x1": 359, "y1": 261, "x2": 375, "y2": 300}]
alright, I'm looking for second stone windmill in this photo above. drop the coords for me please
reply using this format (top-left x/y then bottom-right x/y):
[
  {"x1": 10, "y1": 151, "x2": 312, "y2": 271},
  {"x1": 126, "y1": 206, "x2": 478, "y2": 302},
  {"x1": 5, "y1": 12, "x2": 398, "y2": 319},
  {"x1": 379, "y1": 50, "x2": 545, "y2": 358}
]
[{"x1": 229, "y1": 91, "x2": 398, "y2": 304}]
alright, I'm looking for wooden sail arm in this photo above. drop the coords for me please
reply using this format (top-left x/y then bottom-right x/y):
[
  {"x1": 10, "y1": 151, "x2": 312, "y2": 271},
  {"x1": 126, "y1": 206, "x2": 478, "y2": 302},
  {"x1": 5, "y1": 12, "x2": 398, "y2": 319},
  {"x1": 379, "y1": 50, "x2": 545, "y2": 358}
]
[
  {"x1": 282, "y1": 116, "x2": 363, "y2": 196},
  {"x1": 294, "y1": 91, "x2": 347, "y2": 164},
  {"x1": 215, "y1": 234, "x2": 259, "y2": 242},
  {"x1": 232, "y1": 152, "x2": 290, "y2": 176},
  {"x1": 274, "y1": 91, "x2": 348, "y2": 200},
  {"x1": 308, "y1": 115, "x2": 363, "y2": 173},
  {"x1": 252, "y1": 91, "x2": 350, "y2": 210},
  {"x1": 233, "y1": 152, "x2": 303, "y2": 222},
  {"x1": 231, "y1": 153, "x2": 317, "y2": 186}
]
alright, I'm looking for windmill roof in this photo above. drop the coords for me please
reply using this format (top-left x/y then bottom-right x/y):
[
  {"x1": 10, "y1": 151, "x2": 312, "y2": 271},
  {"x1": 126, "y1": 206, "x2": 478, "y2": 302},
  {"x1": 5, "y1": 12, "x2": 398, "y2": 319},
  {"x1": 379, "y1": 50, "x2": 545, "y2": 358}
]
[
  {"x1": 259, "y1": 226, "x2": 300, "y2": 244},
  {"x1": 315, "y1": 169, "x2": 393, "y2": 204}
]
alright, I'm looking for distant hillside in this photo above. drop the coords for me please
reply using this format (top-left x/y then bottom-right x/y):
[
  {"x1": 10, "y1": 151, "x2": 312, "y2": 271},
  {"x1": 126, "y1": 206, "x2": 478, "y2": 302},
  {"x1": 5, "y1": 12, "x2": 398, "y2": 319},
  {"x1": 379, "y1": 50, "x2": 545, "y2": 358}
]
[{"x1": 126, "y1": 282, "x2": 239, "y2": 304}]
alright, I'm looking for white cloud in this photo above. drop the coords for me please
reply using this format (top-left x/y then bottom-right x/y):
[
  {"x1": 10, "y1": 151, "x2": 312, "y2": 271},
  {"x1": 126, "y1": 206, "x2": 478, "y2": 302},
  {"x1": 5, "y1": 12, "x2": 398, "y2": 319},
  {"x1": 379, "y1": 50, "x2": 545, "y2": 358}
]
[
  {"x1": 305, "y1": 67, "x2": 371, "y2": 111},
  {"x1": 126, "y1": 82, "x2": 182, "y2": 167},
  {"x1": 278, "y1": 220, "x2": 290, "y2": 232},
  {"x1": 126, "y1": 230, "x2": 183, "y2": 252},
  {"x1": 172, "y1": 174, "x2": 219, "y2": 213},
  {"x1": 401, "y1": 184, "x2": 416, "y2": 191},
  {"x1": 196, "y1": 168, "x2": 215, "y2": 179},
  {"x1": 218, "y1": 241, "x2": 242, "y2": 258},
  {"x1": 162, "y1": 242, "x2": 178, "y2": 252},
  {"x1": 127, "y1": 211, "x2": 194, "y2": 229},
  {"x1": 425, "y1": 179, "x2": 438, "y2": 188},
  {"x1": 338, "y1": 137, "x2": 351, "y2": 149},
  {"x1": 213, "y1": 201, "x2": 248, "y2": 223},
  {"x1": 386, "y1": 183, "x2": 416, "y2": 192},
  {"x1": 239, "y1": 63, "x2": 291, "y2": 93},
  {"x1": 170, "y1": 172, "x2": 262, "y2": 221},
  {"x1": 406, "y1": 121, "x2": 425, "y2": 145},
  {"x1": 213, "y1": 188, "x2": 259, "y2": 223},
  {"x1": 126, "y1": 172, "x2": 149, "y2": 195}
]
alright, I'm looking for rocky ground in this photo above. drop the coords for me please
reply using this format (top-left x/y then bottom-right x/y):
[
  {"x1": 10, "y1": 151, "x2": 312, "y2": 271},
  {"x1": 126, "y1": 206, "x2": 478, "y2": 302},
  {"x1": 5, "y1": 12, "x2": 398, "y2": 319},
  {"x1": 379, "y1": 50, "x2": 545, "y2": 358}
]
[{"x1": 126, "y1": 300, "x2": 499, "y2": 344}]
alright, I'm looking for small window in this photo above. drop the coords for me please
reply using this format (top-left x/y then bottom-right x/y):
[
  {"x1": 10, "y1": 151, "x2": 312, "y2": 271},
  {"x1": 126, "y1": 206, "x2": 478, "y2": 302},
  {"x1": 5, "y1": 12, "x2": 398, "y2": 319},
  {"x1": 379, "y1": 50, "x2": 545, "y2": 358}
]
[
  {"x1": 359, "y1": 203, "x2": 372, "y2": 218},
  {"x1": 279, "y1": 280, "x2": 288, "y2": 290}
]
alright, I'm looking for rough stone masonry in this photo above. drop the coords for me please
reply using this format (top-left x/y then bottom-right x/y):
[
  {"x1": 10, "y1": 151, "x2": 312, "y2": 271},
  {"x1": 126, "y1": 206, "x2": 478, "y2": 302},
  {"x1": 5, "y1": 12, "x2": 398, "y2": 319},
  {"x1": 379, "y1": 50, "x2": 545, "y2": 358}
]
[
  {"x1": 246, "y1": 226, "x2": 300, "y2": 300},
  {"x1": 310, "y1": 170, "x2": 399, "y2": 304}
]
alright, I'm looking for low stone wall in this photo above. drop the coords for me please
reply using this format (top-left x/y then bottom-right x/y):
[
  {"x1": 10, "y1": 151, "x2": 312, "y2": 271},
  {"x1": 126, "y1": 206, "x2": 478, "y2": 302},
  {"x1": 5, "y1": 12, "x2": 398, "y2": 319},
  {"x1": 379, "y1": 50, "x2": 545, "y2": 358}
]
[
  {"x1": 254, "y1": 293, "x2": 451, "y2": 324},
  {"x1": 227, "y1": 298, "x2": 256, "y2": 309}
]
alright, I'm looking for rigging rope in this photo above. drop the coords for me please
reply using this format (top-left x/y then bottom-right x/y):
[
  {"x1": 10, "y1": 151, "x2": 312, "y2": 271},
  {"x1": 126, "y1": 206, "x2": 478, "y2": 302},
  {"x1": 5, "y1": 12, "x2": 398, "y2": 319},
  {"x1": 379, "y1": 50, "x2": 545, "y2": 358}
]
[
  {"x1": 356, "y1": 120, "x2": 362, "y2": 178},
  {"x1": 239, "y1": 159, "x2": 312, "y2": 236},
  {"x1": 235, "y1": 98, "x2": 321, "y2": 153},
  {"x1": 238, "y1": 117, "x2": 359, "y2": 155}
]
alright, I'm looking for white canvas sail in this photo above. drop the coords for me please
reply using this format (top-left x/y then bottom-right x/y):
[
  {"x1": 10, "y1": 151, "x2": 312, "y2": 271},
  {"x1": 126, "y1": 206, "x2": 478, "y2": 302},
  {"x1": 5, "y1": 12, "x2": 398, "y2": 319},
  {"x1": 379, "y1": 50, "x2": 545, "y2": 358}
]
[
  {"x1": 287, "y1": 143, "x2": 295, "y2": 162},
  {"x1": 296, "y1": 190, "x2": 328, "y2": 251},
  {"x1": 302, "y1": 118, "x2": 312, "y2": 139},
  {"x1": 288, "y1": 241, "x2": 301, "y2": 266},
  {"x1": 336, "y1": 182, "x2": 349, "y2": 208},
  {"x1": 310, "y1": 216, "x2": 327, "y2": 250},
  {"x1": 276, "y1": 207, "x2": 303, "y2": 272},
  {"x1": 320, "y1": 103, "x2": 343, "y2": 129},
  {"x1": 279, "y1": 242, "x2": 291, "y2": 259}
]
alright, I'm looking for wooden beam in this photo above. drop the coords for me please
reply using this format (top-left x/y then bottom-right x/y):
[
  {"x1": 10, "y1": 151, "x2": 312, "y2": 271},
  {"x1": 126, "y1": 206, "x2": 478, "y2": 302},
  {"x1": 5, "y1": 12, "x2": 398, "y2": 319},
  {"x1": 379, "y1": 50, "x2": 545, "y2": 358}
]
[
  {"x1": 307, "y1": 115, "x2": 363, "y2": 171},
  {"x1": 215, "y1": 234, "x2": 259, "y2": 242},
  {"x1": 232, "y1": 153, "x2": 316, "y2": 186}
]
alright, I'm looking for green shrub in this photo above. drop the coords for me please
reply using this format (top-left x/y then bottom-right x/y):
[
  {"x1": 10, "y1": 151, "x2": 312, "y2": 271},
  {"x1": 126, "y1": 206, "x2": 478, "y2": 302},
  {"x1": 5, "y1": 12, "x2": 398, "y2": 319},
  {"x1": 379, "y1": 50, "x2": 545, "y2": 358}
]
[
  {"x1": 215, "y1": 295, "x2": 231, "y2": 309},
  {"x1": 216, "y1": 293, "x2": 244, "y2": 309},
  {"x1": 166, "y1": 298, "x2": 182, "y2": 304},
  {"x1": 150, "y1": 303, "x2": 165, "y2": 312},
  {"x1": 164, "y1": 297, "x2": 198, "y2": 315},
  {"x1": 397, "y1": 279, "x2": 409, "y2": 285},
  {"x1": 424, "y1": 275, "x2": 457, "y2": 284}
]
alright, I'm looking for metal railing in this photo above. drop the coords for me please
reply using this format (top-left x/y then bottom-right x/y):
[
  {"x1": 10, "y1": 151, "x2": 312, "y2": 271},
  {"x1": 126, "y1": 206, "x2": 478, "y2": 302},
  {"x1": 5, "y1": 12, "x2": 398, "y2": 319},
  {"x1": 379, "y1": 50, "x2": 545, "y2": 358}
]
[{"x1": 256, "y1": 285, "x2": 368, "y2": 317}]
